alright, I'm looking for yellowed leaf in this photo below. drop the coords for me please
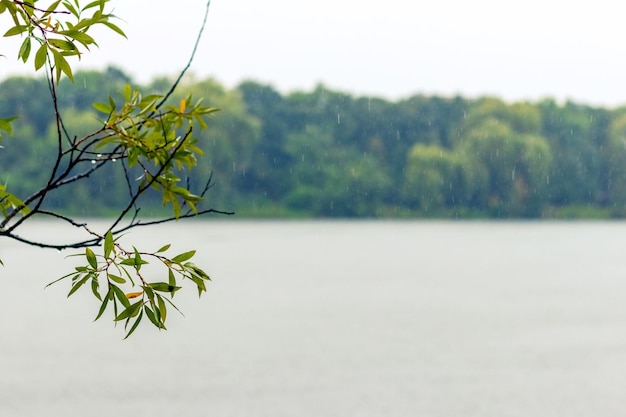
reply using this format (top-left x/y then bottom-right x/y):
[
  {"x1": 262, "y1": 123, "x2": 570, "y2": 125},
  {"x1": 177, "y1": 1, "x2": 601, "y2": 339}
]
[{"x1": 125, "y1": 291, "x2": 143, "y2": 299}]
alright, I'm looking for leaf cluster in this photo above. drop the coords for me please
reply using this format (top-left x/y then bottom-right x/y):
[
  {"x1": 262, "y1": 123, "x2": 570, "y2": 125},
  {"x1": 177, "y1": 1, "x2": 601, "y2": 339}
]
[
  {"x1": 48, "y1": 231, "x2": 211, "y2": 339},
  {"x1": 93, "y1": 85, "x2": 218, "y2": 218},
  {"x1": 2, "y1": 0, "x2": 126, "y2": 82}
]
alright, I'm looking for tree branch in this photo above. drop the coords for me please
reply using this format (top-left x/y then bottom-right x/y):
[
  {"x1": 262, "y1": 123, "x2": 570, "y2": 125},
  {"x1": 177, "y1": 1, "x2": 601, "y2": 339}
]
[{"x1": 154, "y1": 0, "x2": 211, "y2": 112}]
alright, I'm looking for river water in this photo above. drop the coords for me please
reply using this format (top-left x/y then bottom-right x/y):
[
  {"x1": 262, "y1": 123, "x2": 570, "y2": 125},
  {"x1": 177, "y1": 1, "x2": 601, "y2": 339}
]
[{"x1": 2, "y1": 220, "x2": 626, "y2": 416}]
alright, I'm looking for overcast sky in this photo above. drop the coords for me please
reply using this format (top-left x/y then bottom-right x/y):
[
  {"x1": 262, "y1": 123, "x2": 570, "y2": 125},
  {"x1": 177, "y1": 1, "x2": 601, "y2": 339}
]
[{"x1": 2, "y1": 0, "x2": 626, "y2": 106}]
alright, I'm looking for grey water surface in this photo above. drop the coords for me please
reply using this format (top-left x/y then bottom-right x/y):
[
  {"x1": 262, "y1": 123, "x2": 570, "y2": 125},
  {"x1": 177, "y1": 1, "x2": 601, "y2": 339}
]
[{"x1": 2, "y1": 220, "x2": 626, "y2": 416}]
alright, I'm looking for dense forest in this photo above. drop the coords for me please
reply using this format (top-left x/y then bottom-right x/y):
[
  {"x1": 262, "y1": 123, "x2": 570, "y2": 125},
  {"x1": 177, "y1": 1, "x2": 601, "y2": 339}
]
[{"x1": 2, "y1": 66, "x2": 626, "y2": 218}]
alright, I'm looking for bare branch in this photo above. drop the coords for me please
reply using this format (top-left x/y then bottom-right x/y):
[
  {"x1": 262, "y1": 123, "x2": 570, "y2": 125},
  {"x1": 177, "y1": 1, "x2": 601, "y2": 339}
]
[
  {"x1": 154, "y1": 0, "x2": 211, "y2": 111},
  {"x1": 112, "y1": 208, "x2": 234, "y2": 234}
]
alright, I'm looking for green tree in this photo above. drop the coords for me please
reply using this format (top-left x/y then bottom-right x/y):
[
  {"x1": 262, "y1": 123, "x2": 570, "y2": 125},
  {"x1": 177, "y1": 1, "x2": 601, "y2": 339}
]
[
  {"x1": 284, "y1": 125, "x2": 391, "y2": 216},
  {"x1": 458, "y1": 118, "x2": 552, "y2": 216},
  {"x1": 604, "y1": 111, "x2": 626, "y2": 209},
  {"x1": 237, "y1": 81, "x2": 292, "y2": 200},
  {"x1": 0, "y1": 0, "x2": 228, "y2": 338},
  {"x1": 403, "y1": 144, "x2": 475, "y2": 213},
  {"x1": 538, "y1": 100, "x2": 603, "y2": 206},
  {"x1": 462, "y1": 97, "x2": 541, "y2": 135}
]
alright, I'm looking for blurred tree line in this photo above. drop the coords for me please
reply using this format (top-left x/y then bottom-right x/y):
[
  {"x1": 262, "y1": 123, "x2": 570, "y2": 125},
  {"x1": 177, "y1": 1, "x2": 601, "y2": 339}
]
[{"x1": 2, "y1": 67, "x2": 626, "y2": 218}]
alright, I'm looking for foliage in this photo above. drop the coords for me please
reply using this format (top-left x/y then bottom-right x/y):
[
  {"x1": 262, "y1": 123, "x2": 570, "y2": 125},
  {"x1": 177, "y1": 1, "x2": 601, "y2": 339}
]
[
  {"x1": 47, "y1": 231, "x2": 211, "y2": 339},
  {"x1": 5, "y1": 64, "x2": 626, "y2": 223},
  {"x1": 0, "y1": 0, "x2": 227, "y2": 338},
  {"x1": 6, "y1": 72, "x2": 626, "y2": 220}
]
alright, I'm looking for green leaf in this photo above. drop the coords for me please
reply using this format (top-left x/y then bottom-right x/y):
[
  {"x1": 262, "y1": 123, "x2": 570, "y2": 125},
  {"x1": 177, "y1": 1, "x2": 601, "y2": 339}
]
[
  {"x1": 143, "y1": 285, "x2": 154, "y2": 300},
  {"x1": 103, "y1": 230, "x2": 113, "y2": 259},
  {"x1": 108, "y1": 274, "x2": 126, "y2": 284},
  {"x1": 187, "y1": 263, "x2": 211, "y2": 280},
  {"x1": 149, "y1": 282, "x2": 181, "y2": 293},
  {"x1": 34, "y1": 43, "x2": 47, "y2": 70},
  {"x1": 22, "y1": 0, "x2": 35, "y2": 16},
  {"x1": 0, "y1": 116, "x2": 18, "y2": 136},
  {"x1": 171, "y1": 250, "x2": 196, "y2": 263},
  {"x1": 18, "y1": 37, "x2": 31, "y2": 62},
  {"x1": 90, "y1": 276, "x2": 101, "y2": 301},
  {"x1": 3, "y1": 25, "x2": 27, "y2": 37},
  {"x1": 62, "y1": 1, "x2": 79, "y2": 17},
  {"x1": 123, "y1": 83, "x2": 131, "y2": 100},
  {"x1": 143, "y1": 305, "x2": 165, "y2": 329},
  {"x1": 114, "y1": 300, "x2": 142, "y2": 321},
  {"x1": 156, "y1": 243, "x2": 171, "y2": 253},
  {"x1": 67, "y1": 274, "x2": 89, "y2": 297},
  {"x1": 51, "y1": 49, "x2": 73, "y2": 82},
  {"x1": 111, "y1": 284, "x2": 130, "y2": 308},
  {"x1": 188, "y1": 274, "x2": 207, "y2": 297},
  {"x1": 93, "y1": 101, "x2": 111, "y2": 114},
  {"x1": 61, "y1": 30, "x2": 95, "y2": 46},
  {"x1": 160, "y1": 295, "x2": 184, "y2": 317},
  {"x1": 102, "y1": 21, "x2": 127, "y2": 38},
  {"x1": 71, "y1": 17, "x2": 96, "y2": 32},
  {"x1": 85, "y1": 247, "x2": 97, "y2": 269},
  {"x1": 123, "y1": 310, "x2": 143, "y2": 339},
  {"x1": 107, "y1": 95, "x2": 116, "y2": 111},
  {"x1": 131, "y1": 247, "x2": 148, "y2": 270},
  {"x1": 48, "y1": 38, "x2": 77, "y2": 52},
  {"x1": 42, "y1": 0, "x2": 61, "y2": 18},
  {"x1": 82, "y1": 0, "x2": 104, "y2": 11},
  {"x1": 94, "y1": 288, "x2": 111, "y2": 321},
  {"x1": 45, "y1": 270, "x2": 76, "y2": 288},
  {"x1": 156, "y1": 293, "x2": 167, "y2": 324}
]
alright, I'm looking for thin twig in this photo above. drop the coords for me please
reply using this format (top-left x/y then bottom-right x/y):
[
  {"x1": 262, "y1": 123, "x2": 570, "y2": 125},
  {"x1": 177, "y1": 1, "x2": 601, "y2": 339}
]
[{"x1": 154, "y1": 0, "x2": 211, "y2": 111}]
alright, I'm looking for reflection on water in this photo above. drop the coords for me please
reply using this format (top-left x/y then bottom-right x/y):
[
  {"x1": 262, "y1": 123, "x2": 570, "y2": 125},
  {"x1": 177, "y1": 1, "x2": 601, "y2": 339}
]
[{"x1": 2, "y1": 220, "x2": 626, "y2": 416}]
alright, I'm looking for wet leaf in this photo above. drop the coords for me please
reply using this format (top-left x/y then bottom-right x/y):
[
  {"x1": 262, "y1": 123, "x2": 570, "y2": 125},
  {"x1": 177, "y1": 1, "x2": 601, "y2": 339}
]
[
  {"x1": 102, "y1": 21, "x2": 127, "y2": 39},
  {"x1": 156, "y1": 294, "x2": 167, "y2": 323},
  {"x1": 34, "y1": 43, "x2": 47, "y2": 70},
  {"x1": 3, "y1": 25, "x2": 27, "y2": 37},
  {"x1": 111, "y1": 284, "x2": 130, "y2": 308},
  {"x1": 108, "y1": 274, "x2": 126, "y2": 284},
  {"x1": 67, "y1": 274, "x2": 89, "y2": 297},
  {"x1": 171, "y1": 250, "x2": 196, "y2": 263},
  {"x1": 19, "y1": 37, "x2": 31, "y2": 62},
  {"x1": 103, "y1": 230, "x2": 113, "y2": 259},
  {"x1": 94, "y1": 289, "x2": 110, "y2": 321},
  {"x1": 114, "y1": 300, "x2": 142, "y2": 321},
  {"x1": 93, "y1": 101, "x2": 111, "y2": 114},
  {"x1": 85, "y1": 247, "x2": 97, "y2": 269},
  {"x1": 149, "y1": 282, "x2": 181, "y2": 293},
  {"x1": 123, "y1": 310, "x2": 143, "y2": 340},
  {"x1": 157, "y1": 244, "x2": 171, "y2": 253},
  {"x1": 90, "y1": 276, "x2": 101, "y2": 301}
]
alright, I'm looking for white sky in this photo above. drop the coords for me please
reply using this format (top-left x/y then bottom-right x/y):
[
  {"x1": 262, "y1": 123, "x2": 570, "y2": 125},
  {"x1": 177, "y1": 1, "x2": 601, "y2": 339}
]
[{"x1": 2, "y1": 0, "x2": 626, "y2": 106}]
